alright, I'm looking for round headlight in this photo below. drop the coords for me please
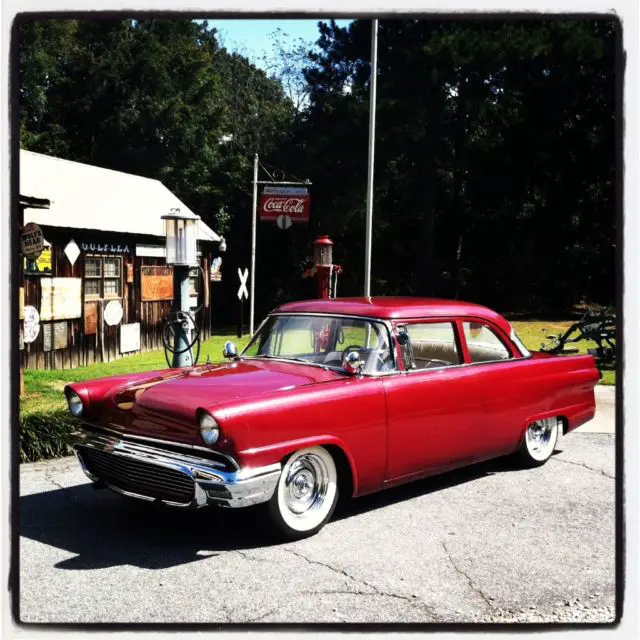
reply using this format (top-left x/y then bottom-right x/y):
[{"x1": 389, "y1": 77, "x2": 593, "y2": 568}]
[
  {"x1": 199, "y1": 413, "x2": 220, "y2": 445},
  {"x1": 67, "y1": 392, "x2": 84, "y2": 417}
]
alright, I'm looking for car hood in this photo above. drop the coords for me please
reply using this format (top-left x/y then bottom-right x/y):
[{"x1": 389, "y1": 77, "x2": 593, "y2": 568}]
[{"x1": 130, "y1": 358, "x2": 343, "y2": 417}]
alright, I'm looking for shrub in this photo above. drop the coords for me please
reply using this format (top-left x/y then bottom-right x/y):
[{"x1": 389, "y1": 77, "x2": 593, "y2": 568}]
[{"x1": 20, "y1": 410, "x2": 76, "y2": 463}]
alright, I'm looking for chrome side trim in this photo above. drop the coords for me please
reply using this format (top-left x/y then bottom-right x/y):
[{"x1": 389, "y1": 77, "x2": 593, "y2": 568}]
[{"x1": 70, "y1": 428, "x2": 281, "y2": 509}]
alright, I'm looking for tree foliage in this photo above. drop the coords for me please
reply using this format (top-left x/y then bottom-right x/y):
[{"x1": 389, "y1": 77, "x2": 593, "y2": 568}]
[{"x1": 18, "y1": 17, "x2": 617, "y2": 322}]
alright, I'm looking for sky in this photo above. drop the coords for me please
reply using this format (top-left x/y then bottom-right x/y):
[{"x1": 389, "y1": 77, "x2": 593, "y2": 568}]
[{"x1": 206, "y1": 19, "x2": 352, "y2": 71}]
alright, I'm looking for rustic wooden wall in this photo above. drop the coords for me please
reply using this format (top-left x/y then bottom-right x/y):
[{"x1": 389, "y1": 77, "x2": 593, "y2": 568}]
[{"x1": 20, "y1": 226, "x2": 214, "y2": 370}]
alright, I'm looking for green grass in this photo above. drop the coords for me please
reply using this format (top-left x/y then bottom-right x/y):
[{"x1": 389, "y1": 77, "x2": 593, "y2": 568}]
[
  {"x1": 509, "y1": 319, "x2": 616, "y2": 386},
  {"x1": 21, "y1": 333, "x2": 251, "y2": 416}
]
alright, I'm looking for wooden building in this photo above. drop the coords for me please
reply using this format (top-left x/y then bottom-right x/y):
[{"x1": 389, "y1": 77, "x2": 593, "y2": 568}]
[{"x1": 19, "y1": 150, "x2": 223, "y2": 370}]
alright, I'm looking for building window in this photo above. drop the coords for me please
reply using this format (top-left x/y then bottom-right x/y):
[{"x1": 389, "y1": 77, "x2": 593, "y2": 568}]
[{"x1": 84, "y1": 256, "x2": 122, "y2": 300}]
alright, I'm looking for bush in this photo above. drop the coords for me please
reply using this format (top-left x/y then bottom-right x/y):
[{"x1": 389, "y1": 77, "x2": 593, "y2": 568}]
[{"x1": 20, "y1": 410, "x2": 77, "y2": 463}]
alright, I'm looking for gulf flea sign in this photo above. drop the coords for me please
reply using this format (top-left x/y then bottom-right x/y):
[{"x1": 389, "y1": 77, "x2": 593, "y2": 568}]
[{"x1": 260, "y1": 194, "x2": 310, "y2": 223}]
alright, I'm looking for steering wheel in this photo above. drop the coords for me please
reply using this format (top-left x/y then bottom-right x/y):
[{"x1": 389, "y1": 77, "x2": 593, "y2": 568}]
[{"x1": 342, "y1": 345, "x2": 364, "y2": 360}]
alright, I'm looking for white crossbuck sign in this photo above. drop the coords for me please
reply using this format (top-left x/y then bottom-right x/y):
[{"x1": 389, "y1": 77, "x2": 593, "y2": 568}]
[{"x1": 237, "y1": 268, "x2": 249, "y2": 300}]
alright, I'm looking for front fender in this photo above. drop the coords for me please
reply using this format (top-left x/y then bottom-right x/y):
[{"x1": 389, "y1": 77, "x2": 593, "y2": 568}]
[{"x1": 238, "y1": 434, "x2": 359, "y2": 497}]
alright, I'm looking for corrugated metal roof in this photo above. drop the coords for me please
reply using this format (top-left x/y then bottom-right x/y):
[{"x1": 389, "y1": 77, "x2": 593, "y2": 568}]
[{"x1": 20, "y1": 149, "x2": 220, "y2": 242}]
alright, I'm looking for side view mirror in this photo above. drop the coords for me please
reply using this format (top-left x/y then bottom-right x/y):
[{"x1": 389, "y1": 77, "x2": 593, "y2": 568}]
[
  {"x1": 223, "y1": 341, "x2": 238, "y2": 359},
  {"x1": 342, "y1": 350, "x2": 363, "y2": 375},
  {"x1": 396, "y1": 332, "x2": 409, "y2": 346}
]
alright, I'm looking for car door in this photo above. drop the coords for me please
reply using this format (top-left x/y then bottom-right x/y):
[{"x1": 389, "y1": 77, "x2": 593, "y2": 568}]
[
  {"x1": 455, "y1": 318, "x2": 525, "y2": 458},
  {"x1": 383, "y1": 318, "x2": 486, "y2": 483}
]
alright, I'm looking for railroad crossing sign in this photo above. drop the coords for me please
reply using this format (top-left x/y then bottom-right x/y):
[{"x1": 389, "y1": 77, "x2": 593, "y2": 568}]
[{"x1": 237, "y1": 268, "x2": 249, "y2": 300}]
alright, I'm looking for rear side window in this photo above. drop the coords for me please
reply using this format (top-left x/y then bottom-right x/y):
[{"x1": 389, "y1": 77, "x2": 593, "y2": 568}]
[
  {"x1": 405, "y1": 322, "x2": 461, "y2": 369},
  {"x1": 463, "y1": 322, "x2": 512, "y2": 363}
]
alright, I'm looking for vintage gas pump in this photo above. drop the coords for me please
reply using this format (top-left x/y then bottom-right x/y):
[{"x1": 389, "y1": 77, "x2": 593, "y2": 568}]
[
  {"x1": 161, "y1": 208, "x2": 201, "y2": 368},
  {"x1": 312, "y1": 235, "x2": 342, "y2": 299}
]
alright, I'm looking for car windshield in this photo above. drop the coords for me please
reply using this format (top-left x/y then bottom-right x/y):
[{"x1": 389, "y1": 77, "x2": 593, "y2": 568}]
[{"x1": 241, "y1": 314, "x2": 395, "y2": 373}]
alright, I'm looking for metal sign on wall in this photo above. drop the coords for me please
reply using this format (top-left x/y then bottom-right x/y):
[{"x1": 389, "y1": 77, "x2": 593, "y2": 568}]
[
  {"x1": 141, "y1": 266, "x2": 174, "y2": 301},
  {"x1": 84, "y1": 302, "x2": 98, "y2": 335},
  {"x1": 43, "y1": 322, "x2": 68, "y2": 352},
  {"x1": 24, "y1": 245, "x2": 52, "y2": 275},
  {"x1": 104, "y1": 300, "x2": 123, "y2": 326},
  {"x1": 40, "y1": 278, "x2": 82, "y2": 321},
  {"x1": 21, "y1": 222, "x2": 44, "y2": 259},
  {"x1": 120, "y1": 323, "x2": 141, "y2": 353},
  {"x1": 260, "y1": 194, "x2": 310, "y2": 223},
  {"x1": 23, "y1": 306, "x2": 40, "y2": 343}
]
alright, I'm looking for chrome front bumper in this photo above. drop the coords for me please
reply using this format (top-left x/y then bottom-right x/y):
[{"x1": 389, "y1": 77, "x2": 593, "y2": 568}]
[{"x1": 69, "y1": 428, "x2": 281, "y2": 509}]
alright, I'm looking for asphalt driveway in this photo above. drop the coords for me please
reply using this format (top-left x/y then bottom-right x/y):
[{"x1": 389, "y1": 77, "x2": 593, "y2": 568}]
[{"x1": 16, "y1": 386, "x2": 617, "y2": 625}]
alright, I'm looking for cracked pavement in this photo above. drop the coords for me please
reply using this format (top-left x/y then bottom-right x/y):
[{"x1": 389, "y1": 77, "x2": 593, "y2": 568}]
[{"x1": 17, "y1": 391, "x2": 616, "y2": 624}]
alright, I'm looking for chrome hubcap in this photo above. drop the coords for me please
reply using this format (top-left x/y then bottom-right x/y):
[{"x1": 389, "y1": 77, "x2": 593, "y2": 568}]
[
  {"x1": 283, "y1": 454, "x2": 328, "y2": 516},
  {"x1": 526, "y1": 417, "x2": 557, "y2": 460}
]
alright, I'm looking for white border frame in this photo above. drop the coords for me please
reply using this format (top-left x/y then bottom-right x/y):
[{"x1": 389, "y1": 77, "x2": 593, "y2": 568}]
[{"x1": 2, "y1": 2, "x2": 637, "y2": 639}]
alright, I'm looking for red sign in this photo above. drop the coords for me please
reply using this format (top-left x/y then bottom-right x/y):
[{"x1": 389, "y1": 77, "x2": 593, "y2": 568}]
[{"x1": 260, "y1": 194, "x2": 310, "y2": 223}]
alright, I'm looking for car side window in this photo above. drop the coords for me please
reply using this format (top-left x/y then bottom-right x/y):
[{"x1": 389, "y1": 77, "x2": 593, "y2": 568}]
[
  {"x1": 405, "y1": 322, "x2": 461, "y2": 370},
  {"x1": 463, "y1": 322, "x2": 512, "y2": 363}
]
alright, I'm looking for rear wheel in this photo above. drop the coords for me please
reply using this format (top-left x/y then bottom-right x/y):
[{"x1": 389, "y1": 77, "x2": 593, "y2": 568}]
[
  {"x1": 263, "y1": 446, "x2": 339, "y2": 541},
  {"x1": 514, "y1": 417, "x2": 560, "y2": 467}
]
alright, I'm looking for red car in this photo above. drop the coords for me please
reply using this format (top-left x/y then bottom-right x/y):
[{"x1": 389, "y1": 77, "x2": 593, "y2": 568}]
[{"x1": 66, "y1": 297, "x2": 600, "y2": 540}]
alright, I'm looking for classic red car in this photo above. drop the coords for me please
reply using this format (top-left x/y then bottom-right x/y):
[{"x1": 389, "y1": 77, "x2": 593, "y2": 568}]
[{"x1": 66, "y1": 297, "x2": 600, "y2": 540}]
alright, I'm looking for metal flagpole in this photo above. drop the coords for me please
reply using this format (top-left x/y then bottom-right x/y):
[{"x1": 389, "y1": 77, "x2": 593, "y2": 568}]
[
  {"x1": 364, "y1": 18, "x2": 378, "y2": 298},
  {"x1": 250, "y1": 153, "x2": 258, "y2": 335}
]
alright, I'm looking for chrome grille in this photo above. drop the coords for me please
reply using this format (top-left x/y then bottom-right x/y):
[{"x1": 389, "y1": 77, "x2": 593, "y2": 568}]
[{"x1": 78, "y1": 447, "x2": 195, "y2": 505}]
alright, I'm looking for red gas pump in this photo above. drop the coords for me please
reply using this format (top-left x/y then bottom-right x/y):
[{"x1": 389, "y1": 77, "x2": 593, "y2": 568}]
[{"x1": 312, "y1": 235, "x2": 342, "y2": 299}]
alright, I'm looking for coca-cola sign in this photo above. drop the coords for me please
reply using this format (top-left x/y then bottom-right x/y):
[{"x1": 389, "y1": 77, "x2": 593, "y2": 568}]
[{"x1": 260, "y1": 194, "x2": 310, "y2": 223}]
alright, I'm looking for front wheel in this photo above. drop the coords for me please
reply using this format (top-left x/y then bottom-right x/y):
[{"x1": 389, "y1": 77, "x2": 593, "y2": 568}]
[
  {"x1": 514, "y1": 417, "x2": 560, "y2": 468},
  {"x1": 263, "y1": 446, "x2": 339, "y2": 541}
]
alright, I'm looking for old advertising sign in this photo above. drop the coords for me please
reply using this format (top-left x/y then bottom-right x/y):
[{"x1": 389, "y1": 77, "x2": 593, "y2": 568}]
[
  {"x1": 141, "y1": 266, "x2": 174, "y2": 301},
  {"x1": 80, "y1": 241, "x2": 130, "y2": 254},
  {"x1": 260, "y1": 194, "x2": 310, "y2": 223},
  {"x1": 126, "y1": 262, "x2": 134, "y2": 283},
  {"x1": 24, "y1": 245, "x2": 52, "y2": 275},
  {"x1": 263, "y1": 185, "x2": 308, "y2": 195},
  {"x1": 42, "y1": 323, "x2": 52, "y2": 351},
  {"x1": 120, "y1": 322, "x2": 141, "y2": 353},
  {"x1": 211, "y1": 257, "x2": 222, "y2": 282},
  {"x1": 43, "y1": 322, "x2": 68, "y2": 352},
  {"x1": 21, "y1": 223, "x2": 44, "y2": 259},
  {"x1": 40, "y1": 278, "x2": 82, "y2": 321},
  {"x1": 64, "y1": 239, "x2": 81, "y2": 266},
  {"x1": 84, "y1": 302, "x2": 98, "y2": 335},
  {"x1": 23, "y1": 306, "x2": 40, "y2": 343},
  {"x1": 104, "y1": 300, "x2": 123, "y2": 326},
  {"x1": 276, "y1": 214, "x2": 293, "y2": 230}
]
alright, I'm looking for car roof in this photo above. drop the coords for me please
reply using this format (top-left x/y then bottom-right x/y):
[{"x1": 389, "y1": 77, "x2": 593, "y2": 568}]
[{"x1": 272, "y1": 297, "x2": 512, "y2": 333}]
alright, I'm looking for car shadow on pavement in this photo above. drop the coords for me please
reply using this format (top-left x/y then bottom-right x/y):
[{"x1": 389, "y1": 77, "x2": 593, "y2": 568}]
[
  {"x1": 20, "y1": 484, "x2": 280, "y2": 571},
  {"x1": 20, "y1": 455, "x2": 528, "y2": 571},
  {"x1": 334, "y1": 455, "x2": 511, "y2": 521}
]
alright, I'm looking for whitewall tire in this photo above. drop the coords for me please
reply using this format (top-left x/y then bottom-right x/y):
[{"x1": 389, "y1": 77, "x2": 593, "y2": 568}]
[
  {"x1": 264, "y1": 446, "x2": 339, "y2": 540},
  {"x1": 515, "y1": 417, "x2": 560, "y2": 467}
]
